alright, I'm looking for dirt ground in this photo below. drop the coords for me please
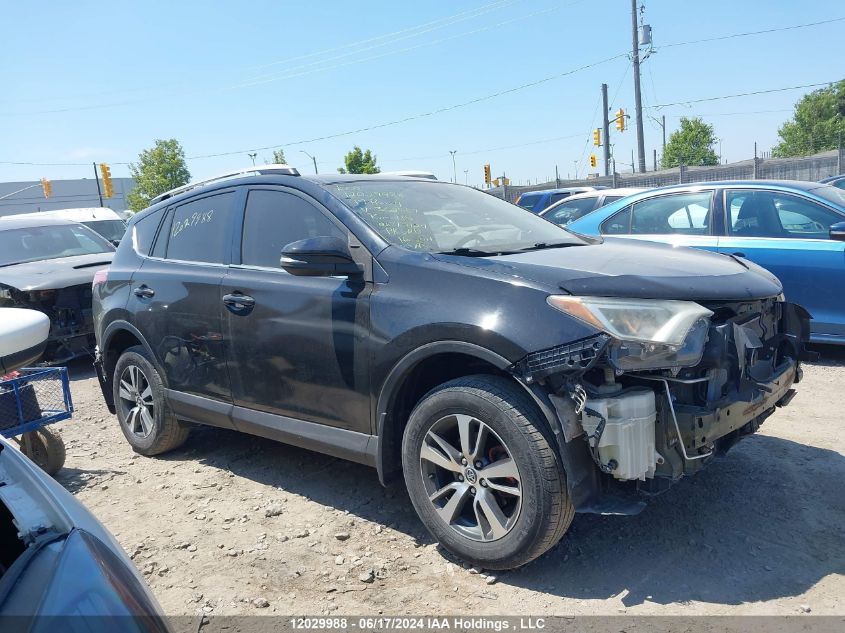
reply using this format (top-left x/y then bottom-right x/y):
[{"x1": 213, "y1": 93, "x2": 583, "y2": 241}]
[{"x1": 53, "y1": 348, "x2": 844, "y2": 617}]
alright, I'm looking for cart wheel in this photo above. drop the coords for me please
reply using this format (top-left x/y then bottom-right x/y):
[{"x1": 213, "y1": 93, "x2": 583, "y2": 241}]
[{"x1": 20, "y1": 427, "x2": 66, "y2": 476}]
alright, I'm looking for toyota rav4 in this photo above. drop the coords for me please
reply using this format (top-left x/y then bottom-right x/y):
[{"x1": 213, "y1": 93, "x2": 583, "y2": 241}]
[{"x1": 92, "y1": 166, "x2": 809, "y2": 570}]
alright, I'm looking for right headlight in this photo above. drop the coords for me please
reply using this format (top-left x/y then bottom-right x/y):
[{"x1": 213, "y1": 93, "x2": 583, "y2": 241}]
[{"x1": 547, "y1": 295, "x2": 714, "y2": 371}]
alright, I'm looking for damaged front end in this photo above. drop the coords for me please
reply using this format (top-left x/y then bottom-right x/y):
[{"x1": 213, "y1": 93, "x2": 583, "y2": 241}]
[
  {"x1": 0, "y1": 283, "x2": 97, "y2": 364},
  {"x1": 511, "y1": 295, "x2": 810, "y2": 515}
]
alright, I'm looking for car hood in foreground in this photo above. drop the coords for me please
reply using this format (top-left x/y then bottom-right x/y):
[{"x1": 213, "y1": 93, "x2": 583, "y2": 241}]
[
  {"x1": 0, "y1": 253, "x2": 113, "y2": 291},
  {"x1": 437, "y1": 238, "x2": 782, "y2": 301}
]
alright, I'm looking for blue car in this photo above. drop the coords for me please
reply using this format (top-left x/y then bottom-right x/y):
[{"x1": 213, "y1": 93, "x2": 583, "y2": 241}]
[{"x1": 566, "y1": 180, "x2": 845, "y2": 344}]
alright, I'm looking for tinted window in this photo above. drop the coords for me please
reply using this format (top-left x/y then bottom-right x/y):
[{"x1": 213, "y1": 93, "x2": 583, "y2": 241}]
[
  {"x1": 628, "y1": 192, "x2": 712, "y2": 235},
  {"x1": 83, "y1": 219, "x2": 126, "y2": 243},
  {"x1": 516, "y1": 193, "x2": 542, "y2": 211},
  {"x1": 726, "y1": 190, "x2": 844, "y2": 239},
  {"x1": 327, "y1": 181, "x2": 585, "y2": 252},
  {"x1": 547, "y1": 192, "x2": 571, "y2": 205},
  {"x1": 603, "y1": 206, "x2": 631, "y2": 234},
  {"x1": 165, "y1": 192, "x2": 235, "y2": 263},
  {"x1": 131, "y1": 209, "x2": 163, "y2": 255},
  {"x1": 544, "y1": 198, "x2": 597, "y2": 225},
  {"x1": 0, "y1": 223, "x2": 113, "y2": 266},
  {"x1": 602, "y1": 195, "x2": 624, "y2": 205},
  {"x1": 241, "y1": 190, "x2": 344, "y2": 268}
]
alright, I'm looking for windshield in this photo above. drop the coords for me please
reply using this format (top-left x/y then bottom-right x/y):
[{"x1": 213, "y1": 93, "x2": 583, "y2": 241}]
[
  {"x1": 327, "y1": 181, "x2": 585, "y2": 253},
  {"x1": 0, "y1": 223, "x2": 114, "y2": 267},
  {"x1": 808, "y1": 184, "x2": 845, "y2": 209},
  {"x1": 83, "y1": 219, "x2": 127, "y2": 243}
]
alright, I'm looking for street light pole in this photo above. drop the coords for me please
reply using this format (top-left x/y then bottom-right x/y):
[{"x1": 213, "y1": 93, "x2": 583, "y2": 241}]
[
  {"x1": 463, "y1": 169, "x2": 469, "y2": 185},
  {"x1": 300, "y1": 150, "x2": 318, "y2": 174},
  {"x1": 248, "y1": 153, "x2": 257, "y2": 166},
  {"x1": 449, "y1": 150, "x2": 457, "y2": 183}
]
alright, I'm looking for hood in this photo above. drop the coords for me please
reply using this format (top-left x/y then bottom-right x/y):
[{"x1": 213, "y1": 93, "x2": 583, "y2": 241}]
[
  {"x1": 0, "y1": 253, "x2": 113, "y2": 291},
  {"x1": 435, "y1": 238, "x2": 782, "y2": 301}
]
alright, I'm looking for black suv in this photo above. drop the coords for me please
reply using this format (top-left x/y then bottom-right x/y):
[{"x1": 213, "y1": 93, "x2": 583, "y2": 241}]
[{"x1": 93, "y1": 166, "x2": 808, "y2": 569}]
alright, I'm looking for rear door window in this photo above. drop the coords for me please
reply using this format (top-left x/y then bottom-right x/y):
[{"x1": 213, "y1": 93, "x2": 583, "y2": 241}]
[
  {"x1": 629, "y1": 192, "x2": 713, "y2": 235},
  {"x1": 164, "y1": 192, "x2": 235, "y2": 264}
]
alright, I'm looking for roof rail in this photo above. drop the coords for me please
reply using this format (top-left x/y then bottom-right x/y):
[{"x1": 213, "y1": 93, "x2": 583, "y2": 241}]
[{"x1": 150, "y1": 164, "x2": 300, "y2": 205}]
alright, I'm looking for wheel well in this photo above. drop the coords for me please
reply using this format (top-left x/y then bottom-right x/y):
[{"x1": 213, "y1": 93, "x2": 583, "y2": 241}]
[
  {"x1": 103, "y1": 329, "x2": 143, "y2": 380},
  {"x1": 379, "y1": 352, "x2": 515, "y2": 483}
]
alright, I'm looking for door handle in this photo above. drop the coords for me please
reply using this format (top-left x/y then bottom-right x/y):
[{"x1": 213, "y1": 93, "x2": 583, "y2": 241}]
[
  {"x1": 133, "y1": 285, "x2": 155, "y2": 298},
  {"x1": 222, "y1": 293, "x2": 255, "y2": 314}
]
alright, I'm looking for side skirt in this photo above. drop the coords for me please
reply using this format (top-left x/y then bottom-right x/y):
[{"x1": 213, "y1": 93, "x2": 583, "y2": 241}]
[{"x1": 164, "y1": 389, "x2": 378, "y2": 467}]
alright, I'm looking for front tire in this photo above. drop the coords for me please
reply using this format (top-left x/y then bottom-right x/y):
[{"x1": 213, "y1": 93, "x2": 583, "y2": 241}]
[
  {"x1": 401, "y1": 375, "x2": 574, "y2": 570},
  {"x1": 113, "y1": 346, "x2": 189, "y2": 455}
]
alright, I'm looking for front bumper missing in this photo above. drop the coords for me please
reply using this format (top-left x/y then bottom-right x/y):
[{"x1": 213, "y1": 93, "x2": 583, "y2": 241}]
[{"x1": 529, "y1": 300, "x2": 809, "y2": 514}]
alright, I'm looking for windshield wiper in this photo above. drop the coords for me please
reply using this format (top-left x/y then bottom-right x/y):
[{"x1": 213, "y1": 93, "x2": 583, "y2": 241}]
[
  {"x1": 518, "y1": 241, "x2": 580, "y2": 252},
  {"x1": 437, "y1": 247, "x2": 498, "y2": 257}
]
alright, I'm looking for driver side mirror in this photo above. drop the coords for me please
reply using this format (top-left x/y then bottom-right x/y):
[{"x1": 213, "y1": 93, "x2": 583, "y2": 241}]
[
  {"x1": 830, "y1": 221, "x2": 845, "y2": 242},
  {"x1": 280, "y1": 236, "x2": 363, "y2": 277}
]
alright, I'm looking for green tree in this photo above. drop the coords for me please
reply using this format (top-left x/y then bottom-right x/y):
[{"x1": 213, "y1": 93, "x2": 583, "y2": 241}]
[
  {"x1": 270, "y1": 149, "x2": 287, "y2": 164},
  {"x1": 337, "y1": 146, "x2": 380, "y2": 174},
  {"x1": 661, "y1": 117, "x2": 719, "y2": 168},
  {"x1": 126, "y1": 139, "x2": 191, "y2": 211},
  {"x1": 772, "y1": 80, "x2": 845, "y2": 157}
]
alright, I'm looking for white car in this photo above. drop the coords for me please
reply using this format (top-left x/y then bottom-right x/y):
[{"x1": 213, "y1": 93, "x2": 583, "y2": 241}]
[
  {"x1": 540, "y1": 187, "x2": 646, "y2": 226},
  {"x1": 6, "y1": 207, "x2": 127, "y2": 245}
]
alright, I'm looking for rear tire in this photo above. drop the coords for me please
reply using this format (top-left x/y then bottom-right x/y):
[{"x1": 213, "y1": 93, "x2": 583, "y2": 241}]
[
  {"x1": 19, "y1": 427, "x2": 66, "y2": 476},
  {"x1": 113, "y1": 346, "x2": 189, "y2": 455},
  {"x1": 401, "y1": 375, "x2": 574, "y2": 570}
]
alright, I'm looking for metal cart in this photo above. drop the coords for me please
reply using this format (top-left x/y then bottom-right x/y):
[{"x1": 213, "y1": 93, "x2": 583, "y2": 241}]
[{"x1": 0, "y1": 367, "x2": 73, "y2": 476}]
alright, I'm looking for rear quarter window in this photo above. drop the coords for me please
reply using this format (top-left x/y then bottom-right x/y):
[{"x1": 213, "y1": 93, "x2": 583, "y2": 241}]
[{"x1": 130, "y1": 209, "x2": 164, "y2": 255}]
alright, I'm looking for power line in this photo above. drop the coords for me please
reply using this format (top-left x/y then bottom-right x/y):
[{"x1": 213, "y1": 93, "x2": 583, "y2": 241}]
[
  {"x1": 661, "y1": 16, "x2": 845, "y2": 49},
  {"x1": 186, "y1": 53, "x2": 627, "y2": 160},
  {"x1": 647, "y1": 82, "x2": 834, "y2": 109}
]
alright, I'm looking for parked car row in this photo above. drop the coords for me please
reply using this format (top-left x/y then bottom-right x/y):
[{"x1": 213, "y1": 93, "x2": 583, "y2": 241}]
[{"x1": 559, "y1": 180, "x2": 845, "y2": 344}]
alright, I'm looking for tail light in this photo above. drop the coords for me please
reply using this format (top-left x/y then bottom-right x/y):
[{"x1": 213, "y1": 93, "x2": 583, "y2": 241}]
[{"x1": 92, "y1": 268, "x2": 109, "y2": 289}]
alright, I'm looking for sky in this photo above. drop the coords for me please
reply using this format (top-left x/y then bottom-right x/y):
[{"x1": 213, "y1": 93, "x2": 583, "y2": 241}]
[{"x1": 1, "y1": 0, "x2": 842, "y2": 188}]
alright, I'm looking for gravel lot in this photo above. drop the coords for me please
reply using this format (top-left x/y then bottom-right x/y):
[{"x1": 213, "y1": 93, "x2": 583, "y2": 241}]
[{"x1": 53, "y1": 348, "x2": 844, "y2": 617}]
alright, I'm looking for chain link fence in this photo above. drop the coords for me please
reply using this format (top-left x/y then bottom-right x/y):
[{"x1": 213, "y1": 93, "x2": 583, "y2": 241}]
[{"x1": 486, "y1": 149, "x2": 843, "y2": 203}]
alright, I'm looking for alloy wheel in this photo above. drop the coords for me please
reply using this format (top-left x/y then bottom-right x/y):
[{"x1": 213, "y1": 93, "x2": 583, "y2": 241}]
[
  {"x1": 419, "y1": 413, "x2": 522, "y2": 542},
  {"x1": 118, "y1": 364, "x2": 155, "y2": 438}
]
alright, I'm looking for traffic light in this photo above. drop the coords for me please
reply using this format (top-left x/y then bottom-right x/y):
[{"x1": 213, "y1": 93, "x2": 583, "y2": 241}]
[
  {"x1": 99, "y1": 163, "x2": 113, "y2": 198},
  {"x1": 492, "y1": 178, "x2": 500, "y2": 187},
  {"x1": 590, "y1": 154, "x2": 597, "y2": 168},
  {"x1": 483, "y1": 163, "x2": 491, "y2": 185},
  {"x1": 615, "y1": 108, "x2": 626, "y2": 132},
  {"x1": 40, "y1": 178, "x2": 52, "y2": 198},
  {"x1": 502, "y1": 177, "x2": 510, "y2": 186},
  {"x1": 593, "y1": 128, "x2": 602, "y2": 147}
]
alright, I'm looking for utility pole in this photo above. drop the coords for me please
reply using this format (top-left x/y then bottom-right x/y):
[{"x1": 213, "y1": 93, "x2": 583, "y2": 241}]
[
  {"x1": 630, "y1": 0, "x2": 646, "y2": 173},
  {"x1": 661, "y1": 115, "x2": 666, "y2": 152},
  {"x1": 93, "y1": 162, "x2": 103, "y2": 207},
  {"x1": 463, "y1": 169, "x2": 469, "y2": 185},
  {"x1": 449, "y1": 150, "x2": 457, "y2": 183},
  {"x1": 601, "y1": 83, "x2": 611, "y2": 177},
  {"x1": 653, "y1": 149, "x2": 657, "y2": 171},
  {"x1": 555, "y1": 165, "x2": 561, "y2": 187}
]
